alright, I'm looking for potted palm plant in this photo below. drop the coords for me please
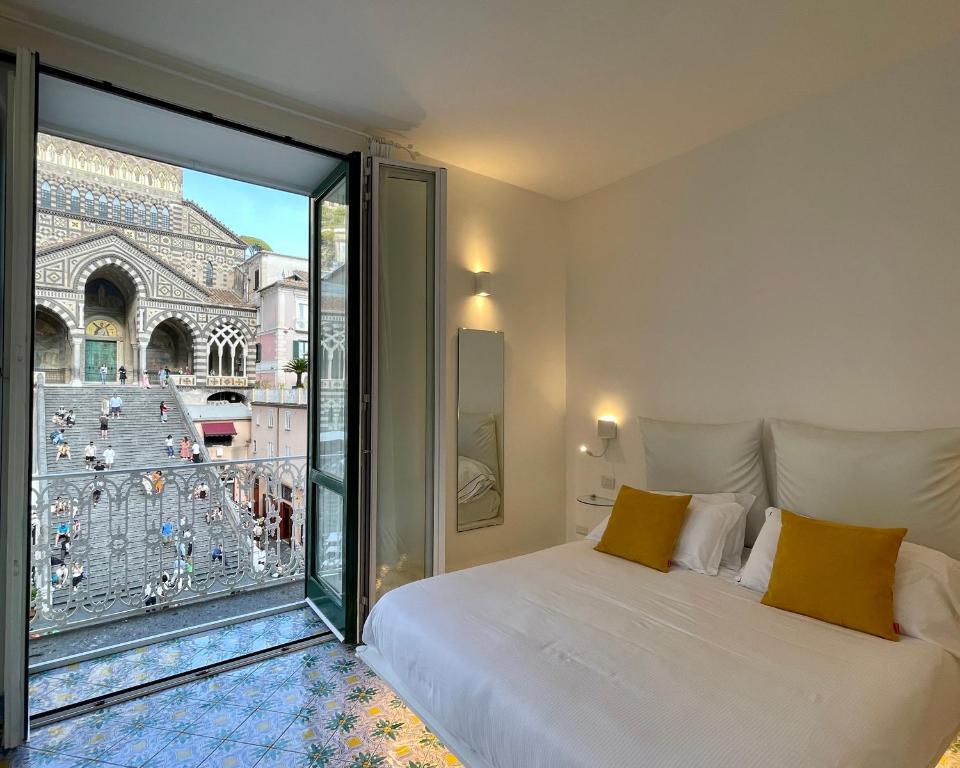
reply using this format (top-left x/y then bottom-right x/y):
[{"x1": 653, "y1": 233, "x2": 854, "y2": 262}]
[{"x1": 283, "y1": 357, "x2": 309, "y2": 389}]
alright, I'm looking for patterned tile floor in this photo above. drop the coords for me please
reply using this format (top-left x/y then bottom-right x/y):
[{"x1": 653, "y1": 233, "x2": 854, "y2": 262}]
[
  {"x1": 29, "y1": 608, "x2": 328, "y2": 716},
  {"x1": 7, "y1": 618, "x2": 461, "y2": 767}
]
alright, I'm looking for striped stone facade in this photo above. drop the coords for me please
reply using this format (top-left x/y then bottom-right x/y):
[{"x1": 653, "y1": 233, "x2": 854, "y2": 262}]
[{"x1": 34, "y1": 134, "x2": 257, "y2": 387}]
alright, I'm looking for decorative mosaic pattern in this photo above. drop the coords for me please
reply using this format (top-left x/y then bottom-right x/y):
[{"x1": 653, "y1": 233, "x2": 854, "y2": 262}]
[
  {"x1": 29, "y1": 608, "x2": 327, "y2": 716},
  {"x1": 9, "y1": 618, "x2": 460, "y2": 767}
]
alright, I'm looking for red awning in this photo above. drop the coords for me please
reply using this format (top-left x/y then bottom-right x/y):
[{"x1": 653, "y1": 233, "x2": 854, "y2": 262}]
[{"x1": 201, "y1": 421, "x2": 237, "y2": 437}]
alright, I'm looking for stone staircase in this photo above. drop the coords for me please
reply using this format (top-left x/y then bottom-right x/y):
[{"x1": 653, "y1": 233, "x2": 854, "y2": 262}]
[
  {"x1": 41, "y1": 384, "x2": 195, "y2": 472},
  {"x1": 34, "y1": 385, "x2": 264, "y2": 632}
]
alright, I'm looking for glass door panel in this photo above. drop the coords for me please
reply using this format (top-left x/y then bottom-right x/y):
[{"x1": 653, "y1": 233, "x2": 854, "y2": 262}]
[
  {"x1": 306, "y1": 155, "x2": 361, "y2": 640},
  {"x1": 370, "y1": 159, "x2": 445, "y2": 606}
]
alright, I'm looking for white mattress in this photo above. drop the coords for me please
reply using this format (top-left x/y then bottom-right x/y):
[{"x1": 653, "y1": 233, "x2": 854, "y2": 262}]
[{"x1": 360, "y1": 541, "x2": 960, "y2": 768}]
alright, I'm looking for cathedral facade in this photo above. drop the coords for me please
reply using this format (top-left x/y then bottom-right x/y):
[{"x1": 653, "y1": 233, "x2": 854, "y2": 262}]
[{"x1": 33, "y1": 134, "x2": 258, "y2": 388}]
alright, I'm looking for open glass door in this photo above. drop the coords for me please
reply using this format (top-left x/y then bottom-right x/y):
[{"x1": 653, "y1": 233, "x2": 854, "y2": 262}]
[
  {"x1": 1, "y1": 48, "x2": 38, "y2": 749},
  {"x1": 368, "y1": 157, "x2": 446, "y2": 610},
  {"x1": 306, "y1": 154, "x2": 362, "y2": 640}
]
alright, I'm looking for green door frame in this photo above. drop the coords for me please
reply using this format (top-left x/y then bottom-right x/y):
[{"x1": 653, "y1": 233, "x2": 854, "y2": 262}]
[{"x1": 305, "y1": 151, "x2": 363, "y2": 642}]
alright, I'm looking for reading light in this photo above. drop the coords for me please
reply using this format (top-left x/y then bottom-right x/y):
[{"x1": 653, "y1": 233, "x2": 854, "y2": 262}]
[
  {"x1": 474, "y1": 271, "x2": 492, "y2": 297},
  {"x1": 581, "y1": 418, "x2": 618, "y2": 458}
]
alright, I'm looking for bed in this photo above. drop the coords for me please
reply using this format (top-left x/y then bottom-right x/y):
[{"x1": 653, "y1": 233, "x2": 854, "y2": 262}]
[{"x1": 359, "y1": 417, "x2": 960, "y2": 768}]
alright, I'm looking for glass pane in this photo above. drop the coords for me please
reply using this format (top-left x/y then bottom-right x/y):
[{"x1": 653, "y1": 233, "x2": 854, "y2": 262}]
[
  {"x1": 375, "y1": 165, "x2": 435, "y2": 600},
  {"x1": 316, "y1": 485, "x2": 343, "y2": 597},
  {"x1": 317, "y1": 176, "x2": 347, "y2": 479}
]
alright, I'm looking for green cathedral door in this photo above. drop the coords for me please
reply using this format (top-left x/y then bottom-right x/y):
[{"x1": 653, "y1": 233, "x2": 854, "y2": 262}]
[{"x1": 84, "y1": 340, "x2": 117, "y2": 381}]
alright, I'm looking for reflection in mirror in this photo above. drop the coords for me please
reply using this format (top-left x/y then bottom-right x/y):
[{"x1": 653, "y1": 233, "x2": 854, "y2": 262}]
[{"x1": 457, "y1": 329, "x2": 504, "y2": 531}]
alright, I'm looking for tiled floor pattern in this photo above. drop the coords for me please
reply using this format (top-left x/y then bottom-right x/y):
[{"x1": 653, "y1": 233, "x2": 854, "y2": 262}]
[
  {"x1": 29, "y1": 608, "x2": 327, "y2": 716},
  {"x1": 8, "y1": 636, "x2": 461, "y2": 767}
]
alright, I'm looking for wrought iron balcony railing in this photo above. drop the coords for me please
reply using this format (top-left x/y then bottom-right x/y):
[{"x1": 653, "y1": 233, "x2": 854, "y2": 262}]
[{"x1": 29, "y1": 455, "x2": 329, "y2": 634}]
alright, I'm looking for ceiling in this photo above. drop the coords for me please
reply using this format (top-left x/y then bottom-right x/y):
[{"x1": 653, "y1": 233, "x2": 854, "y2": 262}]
[{"x1": 13, "y1": 0, "x2": 960, "y2": 199}]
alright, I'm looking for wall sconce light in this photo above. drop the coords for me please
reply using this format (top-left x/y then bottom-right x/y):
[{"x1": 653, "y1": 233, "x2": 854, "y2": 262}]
[
  {"x1": 579, "y1": 418, "x2": 618, "y2": 458},
  {"x1": 474, "y1": 271, "x2": 492, "y2": 297}
]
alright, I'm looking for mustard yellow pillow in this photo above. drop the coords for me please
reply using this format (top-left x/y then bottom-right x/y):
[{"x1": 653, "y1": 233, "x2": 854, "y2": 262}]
[
  {"x1": 761, "y1": 510, "x2": 906, "y2": 640},
  {"x1": 594, "y1": 486, "x2": 691, "y2": 572}
]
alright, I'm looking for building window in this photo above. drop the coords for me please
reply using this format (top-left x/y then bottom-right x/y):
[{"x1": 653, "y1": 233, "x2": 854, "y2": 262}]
[
  {"x1": 255, "y1": 412, "x2": 260, "y2": 427},
  {"x1": 149, "y1": 205, "x2": 158, "y2": 228},
  {"x1": 161, "y1": 207, "x2": 170, "y2": 228},
  {"x1": 204, "y1": 261, "x2": 214, "y2": 286},
  {"x1": 252, "y1": 439, "x2": 257, "y2": 453},
  {"x1": 254, "y1": 269, "x2": 260, "y2": 290},
  {"x1": 296, "y1": 302, "x2": 308, "y2": 327},
  {"x1": 255, "y1": 343, "x2": 262, "y2": 363},
  {"x1": 284, "y1": 445, "x2": 292, "y2": 457},
  {"x1": 70, "y1": 188, "x2": 80, "y2": 212},
  {"x1": 40, "y1": 181, "x2": 51, "y2": 207},
  {"x1": 124, "y1": 200, "x2": 134, "y2": 223},
  {"x1": 207, "y1": 323, "x2": 248, "y2": 378},
  {"x1": 267, "y1": 441, "x2": 274, "y2": 457},
  {"x1": 136, "y1": 202, "x2": 145, "y2": 225},
  {"x1": 84, "y1": 190, "x2": 94, "y2": 216},
  {"x1": 284, "y1": 410, "x2": 292, "y2": 431},
  {"x1": 99, "y1": 194, "x2": 108, "y2": 218},
  {"x1": 57, "y1": 185, "x2": 66, "y2": 210},
  {"x1": 267, "y1": 411, "x2": 274, "y2": 428},
  {"x1": 113, "y1": 196, "x2": 121, "y2": 220}
]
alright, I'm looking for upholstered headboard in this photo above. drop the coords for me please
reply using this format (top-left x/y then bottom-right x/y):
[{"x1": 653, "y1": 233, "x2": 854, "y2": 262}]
[
  {"x1": 767, "y1": 419, "x2": 960, "y2": 561},
  {"x1": 639, "y1": 415, "x2": 960, "y2": 560}
]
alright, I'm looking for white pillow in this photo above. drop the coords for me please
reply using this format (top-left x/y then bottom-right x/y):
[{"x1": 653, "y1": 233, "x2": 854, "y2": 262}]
[
  {"x1": 587, "y1": 496, "x2": 744, "y2": 576},
  {"x1": 457, "y1": 456, "x2": 496, "y2": 504},
  {"x1": 663, "y1": 491, "x2": 755, "y2": 570},
  {"x1": 894, "y1": 542, "x2": 960, "y2": 658},
  {"x1": 736, "y1": 507, "x2": 787, "y2": 592},
  {"x1": 738, "y1": 509, "x2": 960, "y2": 658}
]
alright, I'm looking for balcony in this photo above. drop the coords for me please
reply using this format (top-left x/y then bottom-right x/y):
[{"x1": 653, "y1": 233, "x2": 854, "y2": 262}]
[{"x1": 28, "y1": 455, "x2": 342, "y2": 636}]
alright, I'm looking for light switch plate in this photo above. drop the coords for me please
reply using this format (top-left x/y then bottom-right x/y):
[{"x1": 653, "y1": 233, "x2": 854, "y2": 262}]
[{"x1": 600, "y1": 475, "x2": 616, "y2": 490}]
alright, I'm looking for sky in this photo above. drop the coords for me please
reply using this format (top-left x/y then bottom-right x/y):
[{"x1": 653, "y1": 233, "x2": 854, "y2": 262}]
[{"x1": 182, "y1": 169, "x2": 309, "y2": 258}]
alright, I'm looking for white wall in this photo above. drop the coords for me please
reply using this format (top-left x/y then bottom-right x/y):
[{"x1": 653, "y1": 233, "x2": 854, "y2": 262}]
[
  {"x1": 565, "y1": 39, "x2": 960, "y2": 540},
  {"x1": 445, "y1": 164, "x2": 566, "y2": 570},
  {"x1": 1, "y1": 16, "x2": 568, "y2": 572}
]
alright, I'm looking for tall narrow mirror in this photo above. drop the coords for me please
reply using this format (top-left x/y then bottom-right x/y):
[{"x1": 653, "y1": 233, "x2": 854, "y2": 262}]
[{"x1": 457, "y1": 328, "x2": 504, "y2": 531}]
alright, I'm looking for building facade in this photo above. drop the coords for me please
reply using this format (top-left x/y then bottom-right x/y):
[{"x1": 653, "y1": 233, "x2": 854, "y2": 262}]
[{"x1": 33, "y1": 134, "x2": 257, "y2": 387}]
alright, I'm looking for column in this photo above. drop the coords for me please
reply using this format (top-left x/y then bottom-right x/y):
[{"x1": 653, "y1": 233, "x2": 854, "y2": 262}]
[
  {"x1": 70, "y1": 332, "x2": 84, "y2": 386},
  {"x1": 138, "y1": 337, "x2": 148, "y2": 379}
]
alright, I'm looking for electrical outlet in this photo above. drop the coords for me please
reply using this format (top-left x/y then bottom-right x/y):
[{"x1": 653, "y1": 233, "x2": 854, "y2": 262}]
[
  {"x1": 575, "y1": 525, "x2": 589, "y2": 536},
  {"x1": 600, "y1": 475, "x2": 616, "y2": 490}
]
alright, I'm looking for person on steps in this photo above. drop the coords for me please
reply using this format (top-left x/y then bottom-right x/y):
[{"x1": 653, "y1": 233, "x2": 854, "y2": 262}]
[
  {"x1": 191, "y1": 440, "x2": 202, "y2": 463},
  {"x1": 84, "y1": 441, "x2": 97, "y2": 466},
  {"x1": 118, "y1": 365, "x2": 127, "y2": 386},
  {"x1": 99, "y1": 364, "x2": 108, "y2": 384},
  {"x1": 165, "y1": 434, "x2": 175, "y2": 458},
  {"x1": 100, "y1": 414, "x2": 109, "y2": 439},
  {"x1": 160, "y1": 400, "x2": 169, "y2": 423},
  {"x1": 103, "y1": 445, "x2": 115, "y2": 469}
]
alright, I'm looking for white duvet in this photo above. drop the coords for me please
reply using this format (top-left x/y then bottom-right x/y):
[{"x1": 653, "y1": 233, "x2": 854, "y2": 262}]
[{"x1": 360, "y1": 541, "x2": 960, "y2": 768}]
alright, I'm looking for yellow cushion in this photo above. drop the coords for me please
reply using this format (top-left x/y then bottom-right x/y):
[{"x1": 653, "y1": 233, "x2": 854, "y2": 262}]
[
  {"x1": 594, "y1": 486, "x2": 691, "y2": 572},
  {"x1": 761, "y1": 510, "x2": 906, "y2": 640}
]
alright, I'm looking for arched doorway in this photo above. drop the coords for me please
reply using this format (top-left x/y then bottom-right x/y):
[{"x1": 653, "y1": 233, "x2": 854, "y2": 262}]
[
  {"x1": 34, "y1": 308, "x2": 70, "y2": 383},
  {"x1": 83, "y1": 266, "x2": 138, "y2": 382},
  {"x1": 206, "y1": 390, "x2": 246, "y2": 404},
  {"x1": 147, "y1": 318, "x2": 194, "y2": 374}
]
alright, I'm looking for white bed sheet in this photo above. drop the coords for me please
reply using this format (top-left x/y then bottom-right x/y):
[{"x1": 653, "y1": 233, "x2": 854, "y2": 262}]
[{"x1": 360, "y1": 540, "x2": 960, "y2": 768}]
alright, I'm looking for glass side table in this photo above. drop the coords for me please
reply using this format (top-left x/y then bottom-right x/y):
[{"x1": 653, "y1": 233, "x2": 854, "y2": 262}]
[{"x1": 576, "y1": 493, "x2": 615, "y2": 507}]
